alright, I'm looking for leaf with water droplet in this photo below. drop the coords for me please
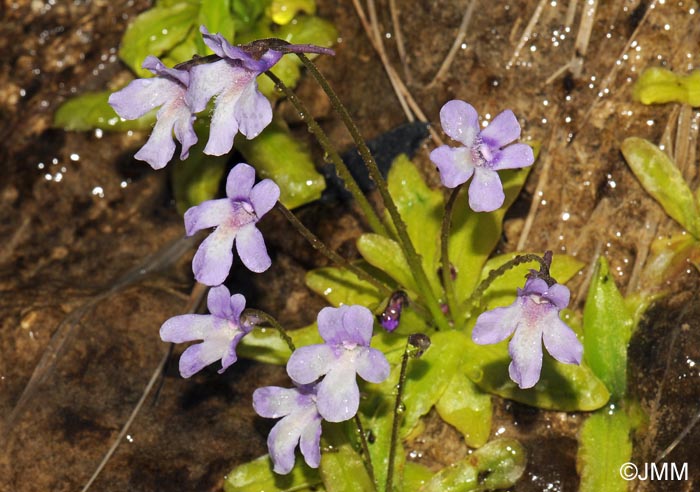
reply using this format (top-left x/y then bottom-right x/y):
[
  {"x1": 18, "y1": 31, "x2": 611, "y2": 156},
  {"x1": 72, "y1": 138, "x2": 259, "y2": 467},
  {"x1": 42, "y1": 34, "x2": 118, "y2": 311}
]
[
  {"x1": 583, "y1": 256, "x2": 634, "y2": 400},
  {"x1": 223, "y1": 453, "x2": 321, "y2": 492},
  {"x1": 268, "y1": 0, "x2": 316, "y2": 25},
  {"x1": 435, "y1": 372, "x2": 492, "y2": 448},
  {"x1": 235, "y1": 121, "x2": 325, "y2": 209},
  {"x1": 420, "y1": 439, "x2": 526, "y2": 492},
  {"x1": 621, "y1": 137, "x2": 700, "y2": 238},
  {"x1": 53, "y1": 90, "x2": 156, "y2": 132}
]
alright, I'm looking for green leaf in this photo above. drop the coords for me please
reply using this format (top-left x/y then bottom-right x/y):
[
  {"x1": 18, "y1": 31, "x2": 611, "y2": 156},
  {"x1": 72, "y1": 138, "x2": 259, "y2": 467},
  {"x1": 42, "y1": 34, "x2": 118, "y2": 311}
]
[
  {"x1": 450, "y1": 168, "x2": 532, "y2": 300},
  {"x1": 420, "y1": 439, "x2": 526, "y2": 492},
  {"x1": 357, "y1": 234, "x2": 417, "y2": 294},
  {"x1": 171, "y1": 137, "x2": 228, "y2": 214},
  {"x1": 386, "y1": 155, "x2": 444, "y2": 296},
  {"x1": 53, "y1": 90, "x2": 155, "y2": 132},
  {"x1": 224, "y1": 454, "x2": 322, "y2": 492},
  {"x1": 583, "y1": 257, "x2": 634, "y2": 400},
  {"x1": 435, "y1": 372, "x2": 492, "y2": 448},
  {"x1": 258, "y1": 56, "x2": 302, "y2": 99},
  {"x1": 119, "y1": 3, "x2": 198, "y2": 77},
  {"x1": 269, "y1": 0, "x2": 317, "y2": 25},
  {"x1": 577, "y1": 409, "x2": 632, "y2": 492},
  {"x1": 375, "y1": 331, "x2": 470, "y2": 437},
  {"x1": 464, "y1": 339, "x2": 610, "y2": 411},
  {"x1": 235, "y1": 122, "x2": 325, "y2": 209},
  {"x1": 275, "y1": 14, "x2": 337, "y2": 48},
  {"x1": 621, "y1": 137, "x2": 700, "y2": 237},
  {"x1": 633, "y1": 67, "x2": 700, "y2": 106},
  {"x1": 199, "y1": 0, "x2": 235, "y2": 52},
  {"x1": 306, "y1": 265, "x2": 383, "y2": 308},
  {"x1": 319, "y1": 423, "x2": 374, "y2": 492},
  {"x1": 403, "y1": 462, "x2": 434, "y2": 492},
  {"x1": 237, "y1": 323, "x2": 322, "y2": 365}
]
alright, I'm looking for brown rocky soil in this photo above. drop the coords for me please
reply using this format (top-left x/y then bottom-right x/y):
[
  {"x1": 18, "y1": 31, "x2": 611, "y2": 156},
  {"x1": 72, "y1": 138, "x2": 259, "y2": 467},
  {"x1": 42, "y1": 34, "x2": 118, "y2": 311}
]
[{"x1": 1, "y1": 0, "x2": 699, "y2": 491}]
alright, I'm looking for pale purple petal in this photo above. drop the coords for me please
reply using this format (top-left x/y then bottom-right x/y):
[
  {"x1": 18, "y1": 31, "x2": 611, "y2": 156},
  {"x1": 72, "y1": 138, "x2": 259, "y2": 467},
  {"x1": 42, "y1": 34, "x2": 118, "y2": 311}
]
[
  {"x1": 160, "y1": 314, "x2": 219, "y2": 343},
  {"x1": 354, "y1": 347, "x2": 390, "y2": 383},
  {"x1": 230, "y1": 293, "x2": 247, "y2": 323},
  {"x1": 142, "y1": 55, "x2": 189, "y2": 86},
  {"x1": 318, "y1": 305, "x2": 374, "y2": 346},
  {"x1": 472, "y1": 304, "x2": 520, "y2": 344},
  {"x1": 184, "y1": 198, "x2": 235, "y2": 236},
  {"x1": 253, "y1": 386, "x2": 305, "y2": 418},
  {"x1": 219, "y1": 330, "x2": 247, "y2": 371},
  {"x1": 267, "y1": 416, "x2": 303, "y2": 474},
  {"x1": 521, "y1": 278, "x2": 549, "y2": 296},
  {"x1": 226, "y1": 163, "x2": 256, "y2": 201},
  {"x1": 186, "y1": 60, "x2": 239, "y2": 113},
  {"x1": 173, "y1": 111, "x2": 197, "y2": 160},
  {"x1": 508, "y1": 321, "x2": 544, "y2": 389},
  {"x1": 287, "y1": 344, "x2": 336, "y2": 384},
  {"x1": 430, "y1": 145, "x2": 474, "y2": 188},
  {"x1": 179, "y1": 340, "x2": 227, "y2": 378},
  {"x1": 491, "y1": 143, "x2": 535, "y2": 171},
  {"x1": 468, "y1": 168, "x2": 505, "y2": 212},
  {"x1": 250, "y1": 179, "x2": 280, "y2": 217},
  {"x1": 299, "y1": 416, "x2": 322, "y2": 469},
  {"x1": 316, "y1": 362, "x2": 360, "y2": 422},
  {"x1": 204, "y1": 80, "x2": 246, "y2": 155},
  {"x1": 439, "y1": 100, "x2": 480, "y2": 146},
  {"x1": 133, "y1": 111, "x2": 178, "y2": 169},
  {"x1": 192, "y1": 226, "x2": 236, "y2": 286},
  {"x1": 108, "y1": 77, "x2": 176, "y2": 120},
  {"x1": 542, "y1": 314, "x2": 583, "y2": 365},
  {"x1": 480, "y1": 109, "x2": 521, "y2": 148},
  {"x1": 234, "y1": 80, "x2": 273, "y2": 139},
  {"x1": 542, "y1": 283, "x2": 570, "y2": 310},
  {"x1": 206, "y1": 285, "x2": 234, "y2": 319},
  {"x1": 235, "y1": 224, "x2": 271, "y2": 273}
]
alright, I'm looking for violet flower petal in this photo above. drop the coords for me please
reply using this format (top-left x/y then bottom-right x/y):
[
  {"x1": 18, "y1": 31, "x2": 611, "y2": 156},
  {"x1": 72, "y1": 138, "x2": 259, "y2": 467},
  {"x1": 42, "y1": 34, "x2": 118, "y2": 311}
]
[
  {"x1": 541, "y1": 282, "x2": 571, "y2": 310},
  {"x1": 491, "y1": 143, "x2": 535, "y2": 171},
  {"x1": 439, "y1": 99, "x2": 480, "y2": 146},
  {"x1": 468, "y1": 168, "x2": 505, "y2": 212},
  {"x1": 234, "y1": 80, "x2": 273, "y2": 139},
  {"x1": 429, "y1": 146, "x2": 474, "y2": 188},
  {"x1": 317, "y1": 362, "x2": 360, "y2": 422},
  {"x1": 508, "y1": 322, "x2": 544, "y2": 389},
  {"x1": 354, "y1": 348, "x2": 391, "y2": 383},
  {"x1": 184, "y1": 198, "x2": 235, "y2": 236},
  {"x1": 250, "y1": 179, "x2": 280, "y2": 217},
  {"x1": 253, "y1": 386, "x2": 300, "y2": 418},
  {"x1": 179, "y1": 340, "x2": 227, "y2": 378},
  {"x1": 299, "y1": 416, "x2": 322, "y2": 469},
  {"x1": 235, "y1": 224, "x2": 271, "y2": 273},
  {"x1": 542, "y1": 315, "x2": 583, "y2": 365},
  {"x1": 472, "y1": 304, "x2": 520, "y2": 345},
  {"x1": 160, "y1": 314, "x2": 219, "y2": 344},
  {"x1": 287, "y1": 344, "x2": 336, "y2": 384},
  {"x1": 192, "y1": 226, "x2": 236, "y2": 286},
  {"x1": 225, "y1": 162, "x2": 256, "y2": 201},
  {"x1": 267, "y1": 415, "x2": 302, "y2": 474},
  {"x1": 318, "y1": 305, "x2": 373, "y2": 346},
  {"x1": 480, "y1": 109, "x2": 520, "y2": 147}
]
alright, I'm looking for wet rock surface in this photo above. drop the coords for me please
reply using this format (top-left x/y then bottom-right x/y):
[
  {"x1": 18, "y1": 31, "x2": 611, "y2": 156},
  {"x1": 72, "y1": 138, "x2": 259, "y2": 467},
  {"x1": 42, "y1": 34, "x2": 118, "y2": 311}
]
[{"x1": 1, "y1": 0, "x2": 699, "y2": 491}]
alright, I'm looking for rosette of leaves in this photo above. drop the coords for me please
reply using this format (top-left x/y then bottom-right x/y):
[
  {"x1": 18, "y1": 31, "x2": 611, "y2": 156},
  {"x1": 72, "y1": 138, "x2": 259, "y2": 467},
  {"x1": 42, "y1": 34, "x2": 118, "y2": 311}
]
[{"x1": 53, "y1": 0, "x2": 337, "y2": 211}]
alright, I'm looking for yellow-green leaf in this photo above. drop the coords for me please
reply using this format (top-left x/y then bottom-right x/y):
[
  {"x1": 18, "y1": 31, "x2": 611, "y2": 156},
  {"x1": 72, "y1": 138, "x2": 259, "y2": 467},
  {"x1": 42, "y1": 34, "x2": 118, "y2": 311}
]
[
  {"x1": 224, "y1": 454, "x2": 322, "y2": 492},
  {"x1": 435, "y1": 372, "x2": 492, "y2": 448}
]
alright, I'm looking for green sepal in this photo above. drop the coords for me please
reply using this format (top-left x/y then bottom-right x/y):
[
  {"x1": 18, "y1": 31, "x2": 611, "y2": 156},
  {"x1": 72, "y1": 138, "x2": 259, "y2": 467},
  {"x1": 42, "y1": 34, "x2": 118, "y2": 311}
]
[
  {"x1": 435, "y1": 371, "x2": 492, "y2": 448},
  {"x1": 52, "y1": 90, "x2": 155, "y2": 132},
  {"x1": 119, "y1": 2, "x2": 198, "y2": 77},
  {"x1": 223, "y1": 454, "x2": 323, "y2": 492},
  {"x1": 420, "y1": 439, "x2": 526, "y2": 492},
  {"x1": 577, "y1": 408, "x2": 633, "y2": 492},
  {"x1": 621, "y1": 137, "x2": 700, "y2": 238},
  {"x1": 235, "y1": 122, "x2": 326, "y2": 209},
  {"x1": 583, "y1": 257, "x2": 633, "y2": 400}
]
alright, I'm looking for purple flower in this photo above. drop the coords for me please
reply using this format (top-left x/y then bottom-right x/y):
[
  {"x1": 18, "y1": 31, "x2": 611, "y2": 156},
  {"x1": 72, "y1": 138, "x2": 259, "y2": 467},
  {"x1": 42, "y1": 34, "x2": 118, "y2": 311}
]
[
  {"x1": 253, "y1": 383, "x2": 323, "y2": 474},
  {"x1": 108, "y1": 55, "x2": 197, "y2": 170},
  {"x1": 286, "y1": 305, "x2": 390, "y2": 422},
  {"x1": 472, "y1": 278, "x2": 582, "y2": 389},
  {"x1": 160, "y1": 285, "x2": 250, "y2": 378},
  {"x1": 429, "y1": 100, "x2": 534, "y2": 212},
  {"x1": 187, "y1": 26, "x2": 334, "y2": 156},
  {"x1": 184, "y1": 163, "x2": 279, "y2": 286}
]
